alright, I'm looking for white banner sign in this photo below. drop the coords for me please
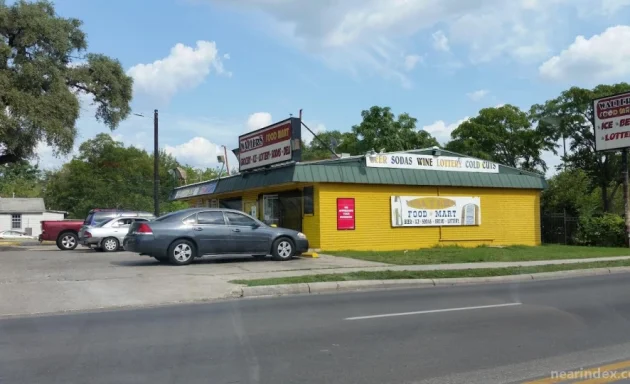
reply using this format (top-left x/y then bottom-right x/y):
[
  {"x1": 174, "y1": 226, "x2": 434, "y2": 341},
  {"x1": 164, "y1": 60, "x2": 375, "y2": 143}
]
[
  {"x1": 366, "y1": 153, "x2": 499, "y2": 173},
  {"x1": 594, "y1": 91, "x2": 630, "y2": 151},
  {"x1": 391, "y1": 196, "x2": 481, "y2": 227}
]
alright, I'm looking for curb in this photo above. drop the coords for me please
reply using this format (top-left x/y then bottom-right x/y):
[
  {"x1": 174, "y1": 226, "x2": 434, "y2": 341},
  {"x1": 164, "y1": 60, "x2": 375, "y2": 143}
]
[{"x1": 229, "y1": 266, "x2": 630, "y2": 299}]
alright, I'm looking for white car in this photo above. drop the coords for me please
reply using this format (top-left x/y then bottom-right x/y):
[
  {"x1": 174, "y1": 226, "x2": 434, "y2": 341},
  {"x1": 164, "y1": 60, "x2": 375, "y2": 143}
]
[
  {"x1": 0, "y1": 230, "x2": 36, "y2": 240},
  {"x1": 82, "y1": 217, "x2": 152, "y2": 252}
]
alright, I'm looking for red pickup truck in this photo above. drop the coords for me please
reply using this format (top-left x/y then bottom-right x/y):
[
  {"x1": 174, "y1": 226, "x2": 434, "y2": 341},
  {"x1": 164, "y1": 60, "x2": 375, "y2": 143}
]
[{"x1": 40, "y1": 220, "x2": 84, "y2": 250}]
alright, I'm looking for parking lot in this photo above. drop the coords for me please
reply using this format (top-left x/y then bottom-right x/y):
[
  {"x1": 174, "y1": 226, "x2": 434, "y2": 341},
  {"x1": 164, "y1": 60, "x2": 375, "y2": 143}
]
[{"x1": 0, "y1": 245, "x2": 387, "y2": 317}]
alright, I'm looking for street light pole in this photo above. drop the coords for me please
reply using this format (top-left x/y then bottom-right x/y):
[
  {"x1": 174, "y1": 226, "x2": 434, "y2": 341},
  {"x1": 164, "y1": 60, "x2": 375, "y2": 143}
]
[{"x1": 153, "y1": 109, "x2": 160, "y2": 217}]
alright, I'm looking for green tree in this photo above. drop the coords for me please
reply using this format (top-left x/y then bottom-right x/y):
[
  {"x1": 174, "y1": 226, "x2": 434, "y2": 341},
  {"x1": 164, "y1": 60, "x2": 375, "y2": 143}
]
[
  {"x1": 0, "y1": 0, "x2": 133, "y2": 165},
  {"x1": 445, "y1": 105, "x2": 553, "y2": 172},
  {"x1": 530, "y1": 83, "x2": 630, "y2": 212},
  {"x1": 301, "y1": 130, "x2": 344, "y2": 161},
  {"x1": 344, "y1": 106, "x2": 439, "y2": 154},
  {"x1": 0, "y1": 160, "x2": 44, "y2": 197},
  {"x1": 44, "y1": 134, "x2": 183, "y2": 218},
  {"x1": 541, "y1": 169, "x2": 601, "y2": 216},
  {"x1": 179, "y1": 165, "x2": 224, "y2": 184}
]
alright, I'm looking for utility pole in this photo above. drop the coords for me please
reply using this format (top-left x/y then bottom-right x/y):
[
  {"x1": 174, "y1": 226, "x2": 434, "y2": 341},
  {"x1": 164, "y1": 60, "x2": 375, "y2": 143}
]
[
  {"x1": 623, "y1": 148, "x2": 629, "y2": 247},
  {"x1": 153, "y1": 109, "x2": 160, "y2": 217},
  {"x1": 223, "y1": 146, "x2": 230, "y2": 175}
]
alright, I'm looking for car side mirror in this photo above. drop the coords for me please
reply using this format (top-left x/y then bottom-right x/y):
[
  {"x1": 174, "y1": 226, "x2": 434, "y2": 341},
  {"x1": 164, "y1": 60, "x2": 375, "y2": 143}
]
[{"x1": 251, "y1": 222, "x2": 260, "y2": 229}]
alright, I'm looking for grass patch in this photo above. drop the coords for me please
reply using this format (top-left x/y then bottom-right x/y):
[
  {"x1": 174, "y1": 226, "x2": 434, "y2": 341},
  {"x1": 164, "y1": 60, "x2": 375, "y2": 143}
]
[
  {"x1": 325, "y1": 244, "x2": 630, "y2": 265},
  {"x1": 231, "y1": 258, "x2": 630, "y2": 287}
]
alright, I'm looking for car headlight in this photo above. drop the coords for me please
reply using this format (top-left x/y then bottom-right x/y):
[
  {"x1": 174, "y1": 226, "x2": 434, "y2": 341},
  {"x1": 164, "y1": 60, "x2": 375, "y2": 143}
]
[{"x1": 297, "y1": 232, "x2": 307, "y2": 239}]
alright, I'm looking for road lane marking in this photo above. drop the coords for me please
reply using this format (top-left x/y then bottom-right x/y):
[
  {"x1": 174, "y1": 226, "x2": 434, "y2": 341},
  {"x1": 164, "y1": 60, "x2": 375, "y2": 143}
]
[
  {"x1": 343, "y1": 302, "x2": 522, "y2": 321},
  {"x1": 523, "y1": 359, "x2": 630, "y2": 383}
]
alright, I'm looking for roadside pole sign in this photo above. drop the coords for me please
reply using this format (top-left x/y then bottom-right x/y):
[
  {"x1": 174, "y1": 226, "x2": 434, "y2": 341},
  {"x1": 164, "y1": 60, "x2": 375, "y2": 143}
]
[
  {"x1": 594, "y1": 91, "x2": 630, "y2": 247},
  {"x1": 593, "y1": 91, "x2": 630, "y2": 152}
]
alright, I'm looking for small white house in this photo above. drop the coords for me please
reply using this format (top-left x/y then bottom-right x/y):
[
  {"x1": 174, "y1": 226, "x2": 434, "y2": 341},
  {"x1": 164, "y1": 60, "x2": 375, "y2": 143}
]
[{"x1": 0, "y1": 198, "x2": 66, "y2": 237}]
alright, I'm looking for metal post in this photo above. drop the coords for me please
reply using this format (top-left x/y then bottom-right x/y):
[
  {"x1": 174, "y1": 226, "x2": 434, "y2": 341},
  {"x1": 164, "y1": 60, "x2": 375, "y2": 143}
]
[
  {"x1": 153, "y1": 109, "x2": 160, "y2": 217},
  {"x1": 223, "y1": 146, "x2": 230, "y2": 175},
  {"x1": 563, "y1": 209, "x2": 568, "y2": 245},
  {"x1": 623, "y1": 148, "x2": 629, "y2": 247}
]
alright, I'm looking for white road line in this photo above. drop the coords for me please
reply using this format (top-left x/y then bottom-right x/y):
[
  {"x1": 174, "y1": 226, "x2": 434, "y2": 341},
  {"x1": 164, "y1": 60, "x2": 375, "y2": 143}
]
[{"x1": 344, "y1": 302, "x2": 522, "y2": 321}]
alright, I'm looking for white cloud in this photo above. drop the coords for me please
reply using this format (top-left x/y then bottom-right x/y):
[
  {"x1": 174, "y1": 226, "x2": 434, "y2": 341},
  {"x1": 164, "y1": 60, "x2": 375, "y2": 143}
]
[
  {"x1": 127, "y1": 40, "x2": 230, "y2": 102},
  {"x1": 539, "y1": 25, "x2": 630, "y2": 83},
  {"x1": 302, "y1": 121, "x2": 327, "y2": 145},
  {"x1": 432, "y1": 30, "x2": 450, "y2": 52},
  {"x1": 246, "y1": 112, "x2": 273, "y2": 132},
  {"x1": 31, "y1": 142, "x2": 71, "y2": 170},
  {"x1": 467, "y1": 89, "x2": 489, "y2": 101},
  {"x1": 201, "y1": 0, "x2": 630, "y2": 82},
  {"x1": 422, "y1": 117, "x2": 469, "y2": 144},
  {"x1": 403, "y1": 54, "x2": 423, "y2": 71},
  {"x1": 164, "y1": 137, "x2": 221, "y2": 167}
]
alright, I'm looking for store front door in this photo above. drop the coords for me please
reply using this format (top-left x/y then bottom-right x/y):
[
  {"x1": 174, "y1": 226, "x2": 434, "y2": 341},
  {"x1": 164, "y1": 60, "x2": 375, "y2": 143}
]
[
  {"x1": 261, "y1": 191, "x2": 303, "y2": 232},
  {"x1": 278, "y1": 190, "x2": 302, "y2": 232}
]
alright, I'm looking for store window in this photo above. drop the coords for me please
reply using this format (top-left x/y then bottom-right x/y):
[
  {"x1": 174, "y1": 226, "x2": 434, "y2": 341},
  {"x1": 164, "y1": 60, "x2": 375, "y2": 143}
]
[
  {"x1": 11, "y1": 214, "x2": 21, "y2": 229},
  {"x1": 303, "y1": 186, "x2": 314, "y2": 215},
  {"x1": 263, "y1": 195, "x2": 280, "y2": 226}
]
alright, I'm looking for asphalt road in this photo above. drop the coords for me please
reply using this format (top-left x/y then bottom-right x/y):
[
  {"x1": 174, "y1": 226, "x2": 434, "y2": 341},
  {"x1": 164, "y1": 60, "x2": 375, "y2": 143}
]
[{"x1": 4, "y1": 274, "x2": 630, "y2": 384}]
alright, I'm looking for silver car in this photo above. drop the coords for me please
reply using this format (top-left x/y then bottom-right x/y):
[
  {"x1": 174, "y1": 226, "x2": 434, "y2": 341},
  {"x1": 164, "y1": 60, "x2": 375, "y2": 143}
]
[
  {"x1": 82, "y1": 217, "x2": 153, "y2": 252},
  {"x1": 79, "y1": 212, "x2": 154, "y2": 248}
]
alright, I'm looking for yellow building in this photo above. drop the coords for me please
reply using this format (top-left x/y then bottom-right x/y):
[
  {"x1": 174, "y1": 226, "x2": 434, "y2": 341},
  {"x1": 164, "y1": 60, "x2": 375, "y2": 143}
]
[{"x1": 170, "y1": 148, "x2": 547, "y2": 251}]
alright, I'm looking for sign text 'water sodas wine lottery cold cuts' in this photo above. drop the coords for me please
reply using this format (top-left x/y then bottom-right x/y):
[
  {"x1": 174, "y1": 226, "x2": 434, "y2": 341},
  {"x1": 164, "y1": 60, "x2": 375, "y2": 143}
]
[
  {"x1": 366, "y1": 154, "x2": 499, "y2": 173},
  {"x1": 391, "y1": 196, "x2": 481, "y2": 227},
  {"x1": 594, "y1": 91, "x2": 630, "y2": 152}
]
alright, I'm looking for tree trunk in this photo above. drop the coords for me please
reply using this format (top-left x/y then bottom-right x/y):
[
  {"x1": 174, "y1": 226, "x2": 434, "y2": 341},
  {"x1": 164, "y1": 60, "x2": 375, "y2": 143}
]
[
  {"x1": 609, "y1": 182, "x2": 621, "y2": 213},
  {"x1": 602, "y1": 182, "x2": 610, "y2": 212}
]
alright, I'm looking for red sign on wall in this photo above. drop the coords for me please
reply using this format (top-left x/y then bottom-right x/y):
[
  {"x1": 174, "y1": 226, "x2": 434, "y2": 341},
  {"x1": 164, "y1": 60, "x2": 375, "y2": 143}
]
[{"x1": 337, "y1": 198, "x2": 355, "y2": 230}]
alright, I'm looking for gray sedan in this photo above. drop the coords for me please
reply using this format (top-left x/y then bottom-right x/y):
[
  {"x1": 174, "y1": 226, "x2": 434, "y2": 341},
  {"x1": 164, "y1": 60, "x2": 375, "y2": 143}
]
[{"x1": 123, "y1": 208, "x2": 309, "y2": 266}]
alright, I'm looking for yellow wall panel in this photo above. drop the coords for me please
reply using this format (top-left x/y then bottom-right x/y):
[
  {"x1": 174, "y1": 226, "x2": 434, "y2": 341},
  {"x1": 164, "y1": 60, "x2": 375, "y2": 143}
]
[{"x1": 318, "y1": 183, "x2": 541, "y2": 251}]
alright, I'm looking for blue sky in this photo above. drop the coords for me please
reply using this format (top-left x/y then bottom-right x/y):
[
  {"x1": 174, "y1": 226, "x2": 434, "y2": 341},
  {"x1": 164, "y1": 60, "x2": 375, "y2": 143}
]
[{"x1": 37, "y1": 0, "x2": 630, "y2": 175}]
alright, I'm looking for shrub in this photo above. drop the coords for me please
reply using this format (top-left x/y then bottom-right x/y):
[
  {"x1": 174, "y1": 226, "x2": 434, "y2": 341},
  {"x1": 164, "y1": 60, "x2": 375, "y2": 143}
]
[{"x1": 575, "y1": 214, "x2": 626, "y2": 247}]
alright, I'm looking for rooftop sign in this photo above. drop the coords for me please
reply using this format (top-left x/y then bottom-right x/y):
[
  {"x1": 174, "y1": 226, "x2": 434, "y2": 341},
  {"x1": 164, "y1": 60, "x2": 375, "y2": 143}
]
[
  {"x1": 594, "y1": 91, "x2": 630, "y2": 152},
  {"x1": 172, "y1": 180, "x2": 217, "y2": 200},
  {"x1": 366, "y1": 153, "x2": 499, "y2": 173},
  {"x1": 238, "y1": 117, "x2": 302, "y2": 172}
]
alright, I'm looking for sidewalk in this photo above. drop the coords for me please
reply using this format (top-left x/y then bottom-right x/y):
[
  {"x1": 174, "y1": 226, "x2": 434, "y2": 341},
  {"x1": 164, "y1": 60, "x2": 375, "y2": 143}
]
[{"x1": 216, "y1": 254, "x2": 630, "y2": 282}]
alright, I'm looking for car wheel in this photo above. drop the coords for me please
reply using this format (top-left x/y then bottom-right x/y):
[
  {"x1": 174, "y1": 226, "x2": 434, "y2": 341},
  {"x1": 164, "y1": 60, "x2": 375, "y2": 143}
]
[
  {"x1": 102, "y1": 237, "x2": 119, "y2": 252},
  {"x1": 252, "y1": 254, "x2": 267, "y2": 260},
  {"x1": 167, "y1": 239, "x2": 195, "y2": 266},
  {"x1": 271, "y1": 238, "x2": 294, "y2": 261},
  {"x1": 56, "y1": 232, "x2": 78, "y2": 251}
]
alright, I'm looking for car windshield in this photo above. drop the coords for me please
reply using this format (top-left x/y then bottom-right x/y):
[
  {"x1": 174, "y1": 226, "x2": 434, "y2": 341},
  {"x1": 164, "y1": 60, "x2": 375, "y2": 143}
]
[{"x1": 83, "y1": 213, "x2": 94, "y2": 225}]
